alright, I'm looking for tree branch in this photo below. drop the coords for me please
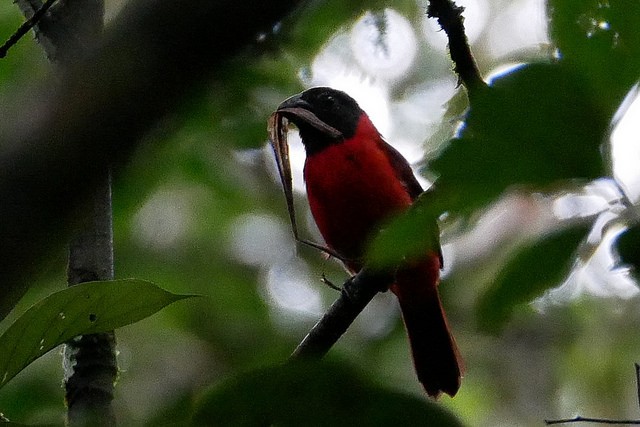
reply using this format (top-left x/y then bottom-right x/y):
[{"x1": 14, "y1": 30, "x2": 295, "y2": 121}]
[
  {"x1": 0, "y1": 0, "x2": 58, "y2": 58},
  {"x1": 427, "y1": 0, "x2": 486, "y2": 97},
  {"x1": 64, "y1": 172, "x2": 117, "y2": 426},
  {"x1": 12, "y1": 0, "x2": 103, "y2": 63},
  {"x1": 12, "y1": 0, "x2": 117, "y2": 422},
  {"x1": 51, "y1": 2, "x2": 117, "y2": 422},
  {"x1": 291, "y1": 268, "x2": 394, "y2": 360}
]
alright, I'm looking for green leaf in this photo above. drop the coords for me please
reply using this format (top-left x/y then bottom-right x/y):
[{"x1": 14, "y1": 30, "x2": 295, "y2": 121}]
[
  {"x1": 614, "y1": 225, "x2": 640, "y2": 281},
  {"x1": 476, "y1": 224, "x2": 591, "y2": 333},
  {"x1": 368, "y1": 63, "x2": 607, "y2": 268},
  {"x1": 433, "y1": 62, "x2": 607, "y2": 217},
  {"x1": 367, "y1": 190, "x2": 443, "y2": 268},
  {"x1": 0, "y1": 279, "x2": 195, "y2": 389},
  {"x1": 548, "y1": 0, "x2": 640, "y2": 113},
  {"x1": 191, "y1": 359, "x2": 464, "y2": 427}
]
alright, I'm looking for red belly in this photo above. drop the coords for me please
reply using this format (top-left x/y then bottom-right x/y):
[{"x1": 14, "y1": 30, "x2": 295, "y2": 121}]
[{"x1": 303, "y1": 137, "x2": 412, "y2": 270}]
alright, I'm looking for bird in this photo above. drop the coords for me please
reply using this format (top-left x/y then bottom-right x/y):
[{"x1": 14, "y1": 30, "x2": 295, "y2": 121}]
[{"x1": 274, "y1": 87, "x2": 462, "y2": 398}]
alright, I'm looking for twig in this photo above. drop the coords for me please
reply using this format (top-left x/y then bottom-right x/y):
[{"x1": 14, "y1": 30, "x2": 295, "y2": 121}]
[
  {"x1": 427, "y1": 0, "x2": 486, "y2": 97},
  {"x1": 0, "y1": 0, "x2": 58, "y2": 58},
  {"x1": 545, "y1": 416, "x2": 640, "y2": 425},
  {"x1": 320, "y1": 273, "x2": 341, "y2": 291},
  {"x1": 291, "y1": 268, "x2": 394, "y2": 359},
  {"x1": 545, "y1": 364, "x2": 640, "y2": 425}
]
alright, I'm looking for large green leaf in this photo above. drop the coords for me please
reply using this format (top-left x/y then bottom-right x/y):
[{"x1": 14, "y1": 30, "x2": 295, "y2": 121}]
[
  {"x1": 548, "y1": 0, "x2": 640, "y2": 113},
  {"x1": 367, "y1": 190, "x2": 443, "y2": 268},
  {"x1": 191, "y1": 359, "x2": 464, "y2": 426},
  {"x1": 368, "y1": 63, "x2": 607, "y2": 267},
  {"x1": 0, "y1": 279, "x2": 194, "y2": 390},
  {"x1": 476, "y1": 224, "x2": 591, "y2": 333},
  {"x1": 433, "y1": 62, "x2": 607, "y2": 217}
]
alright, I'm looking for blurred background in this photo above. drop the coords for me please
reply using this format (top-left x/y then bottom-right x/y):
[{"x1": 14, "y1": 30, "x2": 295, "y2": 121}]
[{"x1": 0, "y1": 0, "x2": 639, "y2": 425}]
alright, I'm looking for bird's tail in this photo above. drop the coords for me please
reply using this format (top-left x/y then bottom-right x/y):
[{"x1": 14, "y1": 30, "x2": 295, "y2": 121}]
[{"x1": 391, "y1": 257, "x2": 463, "y2": 398}]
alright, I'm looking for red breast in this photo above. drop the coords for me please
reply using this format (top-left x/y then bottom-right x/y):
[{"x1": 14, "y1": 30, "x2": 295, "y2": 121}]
[{"x1": 303, "y1": 113, "x2": 412, "y2": 268}]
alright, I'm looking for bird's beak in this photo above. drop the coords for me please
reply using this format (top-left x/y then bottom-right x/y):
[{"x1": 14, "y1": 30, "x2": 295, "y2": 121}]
[
  {"x1": 277, "y1": 93, "x2": 312, "y2": 111},
  {"x1": 276, "y1": 93, "x2": 343, "y2": 139}
]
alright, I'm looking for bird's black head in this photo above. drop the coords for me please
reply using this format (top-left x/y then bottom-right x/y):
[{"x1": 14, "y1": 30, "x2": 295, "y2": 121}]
[{"x1": 276, "y1": 87, "x2": 363, "y2": 155}]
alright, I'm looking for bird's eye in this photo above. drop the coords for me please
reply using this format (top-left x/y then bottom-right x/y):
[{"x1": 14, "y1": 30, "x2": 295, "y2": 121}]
[{"x1": 319, "y1": 94, "x2": 335, "y2": 107}]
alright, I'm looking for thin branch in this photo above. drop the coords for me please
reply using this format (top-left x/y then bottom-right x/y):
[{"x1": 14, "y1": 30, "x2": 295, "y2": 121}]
[
  {"x1": 291, "y1": 268, "x2": 394, "y2": 360},
  {"x1": 427, "y1": 0, "x2": 486, "y2": 97},
  {"x1": 545, "y1": 364, "x2": 640, "y2": 425},
  {"x1": 0, "y1": 0, "x2": 58, "y2": 58},
  {"x1": 545, "y1": 416, "x2": 640, "y2": 425},
  {"x1": 13, "y1": 0, "x2": 103, "y2": 63}
]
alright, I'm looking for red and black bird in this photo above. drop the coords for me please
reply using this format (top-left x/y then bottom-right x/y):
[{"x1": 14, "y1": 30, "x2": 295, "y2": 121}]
[{"x1": 276, "y1": 87, "x2": 462, "y2": 398}]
